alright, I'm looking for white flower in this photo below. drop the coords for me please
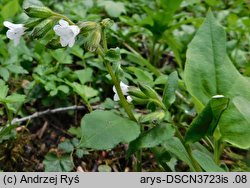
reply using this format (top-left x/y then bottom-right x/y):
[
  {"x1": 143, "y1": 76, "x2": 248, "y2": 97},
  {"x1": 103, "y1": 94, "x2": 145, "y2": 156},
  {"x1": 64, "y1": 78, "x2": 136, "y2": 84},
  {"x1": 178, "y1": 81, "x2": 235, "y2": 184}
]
[
  {"x1": 113, "y1": 81, "x2": 133, "y2": 103},
  {"x1": 53, "y1": 19, "x2": 80, "y2": 47},
  {"x1": 3, "y1": 21, "x2": 25, "y2": 46}
]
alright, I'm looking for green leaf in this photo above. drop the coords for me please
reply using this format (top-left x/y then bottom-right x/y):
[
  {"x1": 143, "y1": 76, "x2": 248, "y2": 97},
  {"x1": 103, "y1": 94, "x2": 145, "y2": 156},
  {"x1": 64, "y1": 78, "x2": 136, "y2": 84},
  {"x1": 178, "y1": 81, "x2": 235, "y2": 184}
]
[
  {"x1": 6, "y1": 64, "x2": 28, "y2": 74},
  {"x1": 1, "y1": 0, "x2": 20, "y2": 19},
  {"x1": 57, "y1": 85, "x2": 70, "y2": 94},
  {"x1": 5, "y1": 94, "x2": 26, "y2": 104},
  {"x1": 51, "y1": 49, "x2": 72, "y2": 64},
  {"x1": 75, "y1": 149, "x2": 89, "y2": 158},
  {"x1": 70, "y1": 82, "x2": 98, "y2": 100},
  {"x1": 0, "y1": 82, "x2": 9, "y2": 100},
  {"x1": 193, "y1": 150, "x2": 225, "y2": 172},
  {"x1": 160, "y1": 0, "x2": 183, "y2": 14},
  {"x1": 162, "y1": 71, "x2": 178, "y2": 108},
  {"x1": 0, "y1": 67, "x2": 10, "y2": 81},
  {"x1": 232, "y1": 96, "x2": 250, "y2": 124},
  {"x1": 68, "y1": 127, "x2": 81, "y2": 138},
  {"x1": 58, "y1": 140, "x2": 74, "y2": 153},
  {"x1": 185, "y1": 96, "x2": 229, "y2": 144},
  {"x1": 99, "y1": 98, "x2": 116, "y2": 109},
  {"x1": 104, "y1": 47, "x2": 121, "y2": 62},
  {"x1": 75, "y1": 68, "x2": 93, "y2": 85},
  {"x1": 0, "y1": 127, "x2": 16, "y2": 144},
  {"x1": 127, "y1": 123, "x2": 175, "y2": 156},
  {"x1": 139, "y1": 83, "x2": 160, "y2": 101},
  {"x1": 163, "y1": 137, "x2": 195, "y2": 171},
  {"x1": 79, "y1": 110, "x2": 140, "y2": 150},
  {"x1": 43, "y1": 153, "x2": 74, "y2": 172},
  {"x1": 127, "y1": 67, "x2": 154, "y2": 86},
  {"x1": 163, "y1": 34, "x2": 183, "y2": 69},
  {"x1": 101, "y1": 1, "x2": 126, "y2": 18},
  {"x1": 184, "y1": 11, "x2": 250, "y2": 149}
]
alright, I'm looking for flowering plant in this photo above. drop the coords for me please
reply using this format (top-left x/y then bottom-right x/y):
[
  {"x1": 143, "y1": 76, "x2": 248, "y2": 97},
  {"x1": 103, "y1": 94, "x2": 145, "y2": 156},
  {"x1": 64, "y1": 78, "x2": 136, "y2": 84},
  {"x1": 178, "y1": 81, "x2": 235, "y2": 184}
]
[{"x1": 1, "y1": 1, "x2": 250, "y2": 173}]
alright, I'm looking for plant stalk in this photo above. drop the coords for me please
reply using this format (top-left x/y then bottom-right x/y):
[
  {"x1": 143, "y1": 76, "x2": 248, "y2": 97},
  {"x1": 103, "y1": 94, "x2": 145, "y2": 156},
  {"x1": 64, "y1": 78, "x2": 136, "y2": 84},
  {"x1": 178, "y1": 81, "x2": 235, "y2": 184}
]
[
  {"x1": 214, "y1": 139, "x2": 222, "y2": 165},
  {"x1": 4, "y1": 103, "x2": 13, "y2": 126},
  {"x1": 98, "y1": 30, "x2": 137, "y2": 122},
  {"x1": 99, "y1": 29, "x2": 141, "y2": 171},
  {"x1": 174, "y1": 124, "x2": 202, "y2": 172}
]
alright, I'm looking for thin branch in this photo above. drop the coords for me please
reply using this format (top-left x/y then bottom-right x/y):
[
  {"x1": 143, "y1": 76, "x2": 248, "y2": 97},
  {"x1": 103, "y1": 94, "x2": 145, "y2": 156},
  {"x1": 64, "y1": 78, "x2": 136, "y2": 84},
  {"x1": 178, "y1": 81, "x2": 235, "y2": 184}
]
[{"x1": 11, "y1": 105, "x2": 99, "y2": 125}]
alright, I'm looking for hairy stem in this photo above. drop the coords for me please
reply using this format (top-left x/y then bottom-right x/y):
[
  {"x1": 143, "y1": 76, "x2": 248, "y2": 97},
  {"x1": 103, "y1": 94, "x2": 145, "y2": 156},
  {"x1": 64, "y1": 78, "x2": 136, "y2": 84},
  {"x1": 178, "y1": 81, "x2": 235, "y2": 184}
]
[
  {"x1": 99, "y1": 29, "x2": 141, "y2": 171},
  {"x1": 98, "y1": 29, "x2": 137, "y2": 122},
  {"x1": 105, "y1": 56, "x2": 136, "y2": 121}
]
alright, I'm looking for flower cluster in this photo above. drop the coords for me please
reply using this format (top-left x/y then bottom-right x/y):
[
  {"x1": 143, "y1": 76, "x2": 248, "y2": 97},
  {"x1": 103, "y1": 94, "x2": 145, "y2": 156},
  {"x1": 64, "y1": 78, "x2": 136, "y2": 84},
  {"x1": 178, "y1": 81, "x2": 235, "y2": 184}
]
[
  {"x1": 3, "y1": 19, "x2": 80, "y2": 47},
  {"x1": 3, "y1": 8, "x2": 131, "y2": 104}
]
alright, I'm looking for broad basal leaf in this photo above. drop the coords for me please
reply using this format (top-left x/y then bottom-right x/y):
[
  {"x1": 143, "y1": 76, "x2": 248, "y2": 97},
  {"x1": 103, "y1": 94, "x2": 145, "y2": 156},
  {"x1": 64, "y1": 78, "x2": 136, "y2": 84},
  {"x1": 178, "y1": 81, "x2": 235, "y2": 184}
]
[
  {"x1": 80, "y1": 110, "x2": 140, "y2": 150},
  {"x1": 184, "y1": 11, "x2": 250, "y2": 149}
]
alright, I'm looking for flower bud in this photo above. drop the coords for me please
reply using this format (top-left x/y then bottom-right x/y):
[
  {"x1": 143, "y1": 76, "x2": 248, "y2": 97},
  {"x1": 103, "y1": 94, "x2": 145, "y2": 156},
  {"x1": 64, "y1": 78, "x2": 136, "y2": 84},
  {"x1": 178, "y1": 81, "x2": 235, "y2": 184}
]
[
  {"x1": 139, "y1": 83, "x2": 161, "y2": 101},
  {"x1": 24, "y1": 18, "x2": 43, "y2": 30},
  {"x1": 84, "y1": 27, "x2": 101, "y2": 52},
  {"x1": 32, "y1": 18, "x2": 55, "y2": 38},
  {"x1": 128, "y1": 88, "x2": 148, "y2": 99},
  {"x1": 101, "y1": 18, "x2": 114, "y2": 29},
  {"x1": 79, "y1": 21, "x2": 99, "y2": 35},
  {"x1": 131, "y1": 96, "x2": 148, "y2": 105},
  {"x1": 25, "y1": 6, "x2": 54, "y2": 18}
]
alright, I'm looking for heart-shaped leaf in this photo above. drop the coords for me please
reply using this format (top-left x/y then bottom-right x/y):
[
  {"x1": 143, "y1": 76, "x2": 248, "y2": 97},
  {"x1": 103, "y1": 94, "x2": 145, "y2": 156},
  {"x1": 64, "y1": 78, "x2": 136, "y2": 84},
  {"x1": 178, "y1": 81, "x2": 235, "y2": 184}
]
[{"x1": 80, "y1": 110, "x2": 140, "y2": 150}]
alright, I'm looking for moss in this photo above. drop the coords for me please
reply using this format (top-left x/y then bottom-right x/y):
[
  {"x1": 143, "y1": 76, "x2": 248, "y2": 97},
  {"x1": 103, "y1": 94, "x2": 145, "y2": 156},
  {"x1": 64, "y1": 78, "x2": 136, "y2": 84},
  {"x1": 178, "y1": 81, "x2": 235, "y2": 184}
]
[{"x1": 0, "y1": 130, "x2": 33, "y2": 171}]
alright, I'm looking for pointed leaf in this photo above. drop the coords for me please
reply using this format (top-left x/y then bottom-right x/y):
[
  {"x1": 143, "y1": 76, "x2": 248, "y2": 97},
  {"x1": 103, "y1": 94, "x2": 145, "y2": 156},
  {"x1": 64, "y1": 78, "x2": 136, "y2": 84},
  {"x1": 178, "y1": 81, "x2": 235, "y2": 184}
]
[
  {"x1": 162, "y1": 71, "x2": 178, "y2": 108},
  {"x1": 184, "y1": 11, "x2": 250, "y2": 149},
  {"x1": 193, "y1": 150, "x2": 225, "y2": 172},
  {"x1": 185, "y1": 96, "x2": 229, "y2": 143}
]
